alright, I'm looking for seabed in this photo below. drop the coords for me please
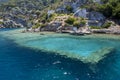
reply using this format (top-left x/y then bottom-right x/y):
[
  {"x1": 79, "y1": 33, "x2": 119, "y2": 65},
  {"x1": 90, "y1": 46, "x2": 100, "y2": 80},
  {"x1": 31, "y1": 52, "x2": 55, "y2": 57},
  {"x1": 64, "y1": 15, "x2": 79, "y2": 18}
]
[{"x1": 0, "y1": 29, "x2": 119, "y2": 64}]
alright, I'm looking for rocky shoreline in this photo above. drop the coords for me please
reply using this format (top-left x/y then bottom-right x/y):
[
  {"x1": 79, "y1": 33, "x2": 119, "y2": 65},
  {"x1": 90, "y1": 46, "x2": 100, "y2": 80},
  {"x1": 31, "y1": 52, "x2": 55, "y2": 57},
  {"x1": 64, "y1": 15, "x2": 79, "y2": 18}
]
[{"x1": 19, "y1": 25, "x2": 120, "y2": 36}]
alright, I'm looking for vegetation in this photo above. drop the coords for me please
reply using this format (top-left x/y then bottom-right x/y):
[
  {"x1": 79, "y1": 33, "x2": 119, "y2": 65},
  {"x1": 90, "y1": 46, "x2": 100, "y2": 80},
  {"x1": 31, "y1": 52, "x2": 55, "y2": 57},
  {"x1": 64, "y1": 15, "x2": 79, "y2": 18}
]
[
  {"x1": 96, "y1": 0, "x2": 120, "y2": 19},
  {"x1": 90, "y1": 26, "x2": 101, "y2": 29},
  {"x1": 65, "y1": 17, "x2": 76, "y2": 25},
  {"x1": 32, "y1": 23, "x2": 41, "y2": 29},
  {"x1": 102, "y1": 22, "x2": 112, "y2": 28},
  {"x1": 0, "y1": 0, "x2": 120, "y2": 30},
  {"x1": 90, "y1": 22, "x2": 112, "y2": 29},
  {"x1": 80, "y1": 20, "x2": 86, "y2": 26},
  {"x1": 65, "y1": 5, "x2": 73, "y2": 13},
  {"x1": 65, "y1": 16, "x2": 86, "y2": 28},
  {"x1": 73, "y1": 21, "x2": 81, "y2": 28},
  {"x1": 82, "y1": 0, "x2": 120, "y2": 19},
  {"x1": 47, "y1": 13, "x2": 56, "y2": 22},
  {"x1": 0, "y1": 21, "x2": 3, "y2": 24},
  {"x1": 32, "y1": 23, "x2": 47, "y2": 29}
]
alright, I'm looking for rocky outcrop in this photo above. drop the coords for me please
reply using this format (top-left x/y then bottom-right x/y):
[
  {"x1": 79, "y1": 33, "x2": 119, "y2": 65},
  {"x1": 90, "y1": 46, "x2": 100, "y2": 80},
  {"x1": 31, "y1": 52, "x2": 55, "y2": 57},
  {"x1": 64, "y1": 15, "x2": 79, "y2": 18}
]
[
  {"x1": 3, "y1": 20, "x2": 23, "y2": 28},
  {"x1": 74, "y1": 8, "x2": 87, "y2": 18},
  {"x1": 74, "y1": 9, "x2": 105, "y2": 27},
  {"x1": 41, "y1": 22, "x2": 62, "y2": 31},
  {"x1": 3, "y1": 14, "x2": 27, "y2": 27},
  {"x1": 91, "y1": 25, "x2": 120, "y2": 34}
]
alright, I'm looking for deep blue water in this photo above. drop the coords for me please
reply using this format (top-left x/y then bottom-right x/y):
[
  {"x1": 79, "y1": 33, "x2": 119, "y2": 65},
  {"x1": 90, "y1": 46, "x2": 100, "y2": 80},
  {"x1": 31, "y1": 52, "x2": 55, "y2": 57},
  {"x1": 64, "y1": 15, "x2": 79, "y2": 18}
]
[{"x1": 0, "y1": 31, "x2": 120, "y2": 80}]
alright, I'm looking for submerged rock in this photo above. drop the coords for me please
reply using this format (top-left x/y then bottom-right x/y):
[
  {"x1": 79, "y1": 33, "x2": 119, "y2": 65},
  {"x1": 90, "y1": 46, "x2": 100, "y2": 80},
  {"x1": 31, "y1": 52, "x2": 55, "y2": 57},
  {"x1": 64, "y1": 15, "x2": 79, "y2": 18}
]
[
  {"x1": 86, "y1": 47, "x2": 115, "y2": 64},
  {"x1": 0, "y1": 29, "x2": 116, "y2": 64}
]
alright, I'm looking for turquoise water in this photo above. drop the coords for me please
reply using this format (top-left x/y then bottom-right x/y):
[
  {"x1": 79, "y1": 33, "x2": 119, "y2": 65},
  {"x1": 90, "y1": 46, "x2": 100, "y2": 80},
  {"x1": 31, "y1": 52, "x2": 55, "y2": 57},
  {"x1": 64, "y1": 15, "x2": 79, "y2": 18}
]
[{"x1": 0, "y1": 29, "x2": 120, "y2": 80}]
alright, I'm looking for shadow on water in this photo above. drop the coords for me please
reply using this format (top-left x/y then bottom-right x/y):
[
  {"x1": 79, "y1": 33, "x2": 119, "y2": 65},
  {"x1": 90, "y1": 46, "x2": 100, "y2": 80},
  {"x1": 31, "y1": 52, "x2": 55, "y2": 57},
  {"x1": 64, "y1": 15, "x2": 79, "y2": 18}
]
[
  {"x1": 96, "y1": 49, "x2": 120, "y2": 80},
  {"x1": 0, "y1": 36, "x2": 120, "y2": 80}
]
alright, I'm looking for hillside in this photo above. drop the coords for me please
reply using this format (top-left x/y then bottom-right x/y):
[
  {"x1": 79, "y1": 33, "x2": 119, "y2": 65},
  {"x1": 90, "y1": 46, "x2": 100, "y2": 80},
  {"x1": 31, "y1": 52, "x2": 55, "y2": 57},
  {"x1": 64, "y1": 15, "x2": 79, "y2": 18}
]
[
  {"x1": 0, "y1": 0, "x2": 67, "y2": 28},
  {"x1": 0, "y1": 0, "x2": 120, "y2": 30}
]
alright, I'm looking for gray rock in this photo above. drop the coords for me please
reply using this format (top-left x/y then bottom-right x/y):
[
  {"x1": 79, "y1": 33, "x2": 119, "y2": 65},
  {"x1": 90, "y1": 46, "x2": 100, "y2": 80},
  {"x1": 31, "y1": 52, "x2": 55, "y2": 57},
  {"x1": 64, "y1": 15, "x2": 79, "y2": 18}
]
[{"x1": 3, "y1": 20, "x2": 23, "y2": 28}]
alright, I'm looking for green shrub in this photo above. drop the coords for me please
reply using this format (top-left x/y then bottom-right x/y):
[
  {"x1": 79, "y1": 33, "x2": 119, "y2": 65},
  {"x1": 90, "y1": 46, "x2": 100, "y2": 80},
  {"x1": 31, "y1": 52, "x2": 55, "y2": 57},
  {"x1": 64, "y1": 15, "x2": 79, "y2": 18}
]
[
  {"x1": 35, "y1": 10, "x2": 41, "y2": 16},
  {"x1": 40, "y1": 24, "x2": 47, "y2": 28},
  {"x1": 0, "y1": 21, "x2": 3, "y2": 24},
  {"x1": 32, "y1": 25, "x2": 39, "y2": 29},
  {"x1": 65, "y1": 17, "x2": 76, "y2": 25},
  {"x1": 64, "y1": 23, "x2": 72, "y2": 27},
  {"x1": 80, "y1": 20, "x2": 86, "y2": 25},
  {"x1": 47, "y1": 13, "x2": 56, "y2": 22},
  {"x1": 96, "y1": 0, "x2": 120, "y2": 19},
  {"x1": 66, "y1": 5, "x2": 73, "y2": 13},
  {"x1": 102, "y1": 22, "x2": 112, "y2": 28},
  {"x1": 32, "y1": 23, "x2": 41, "y2": 29},
  {"x1": 90, "y1": 26, "x2": 101, "y2": 29},
  {"x1": 73, "y1": 21, "x2": 80, "y2": 28}
]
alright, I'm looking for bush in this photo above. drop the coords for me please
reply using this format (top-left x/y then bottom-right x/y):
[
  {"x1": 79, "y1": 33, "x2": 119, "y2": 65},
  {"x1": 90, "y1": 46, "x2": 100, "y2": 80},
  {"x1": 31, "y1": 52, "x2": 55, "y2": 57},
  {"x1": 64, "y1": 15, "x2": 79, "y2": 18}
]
[
  {"x1": 35, "y1": 10, "x2": 41, "y2": 16},
  {"x1": 47, "y1": 13, "x2": 56, "y2": 22},
  {"x1": 65, "y1": 17, "x2": 86, "y2": 27},
  {"x1": 96, "y1": 0, "x2": 120, "y2": 19},
  {"x1": 0, "y1": 21, "x2": 3, "y2": 24},
  {"x1": 73, "y1": 21, "x2": 80, "y2": 28},
  {"x1": 64, "y1": 23, "x2": 71, "y2": 27},
  {"x1": 32, "y1": 23, "x2": 40, "y2": 29},
  {"x1": 32, "y1": 25, "x2": 39, "y2": 29},
  {"x1": 80, "y1": 20, "x2": 86, "y2": 25},
  {"x1": 40, "y1": 24, "x2": 47, "y2": 28},
  {"x1": 102, "y1": 22, "x2": 112, "y2": 28},
  {"x1": 65, "y1": 17, "x2": 76, "y2": 25},
  {"x1": 90, "y1": 26, "x2": 101, "y2": 29},
  {"x1": 40, "y1": 13, "x2": 48, "y2": 23},
  {"x1": 66, "y1": 5, "x2": 73, "y2": 13}
]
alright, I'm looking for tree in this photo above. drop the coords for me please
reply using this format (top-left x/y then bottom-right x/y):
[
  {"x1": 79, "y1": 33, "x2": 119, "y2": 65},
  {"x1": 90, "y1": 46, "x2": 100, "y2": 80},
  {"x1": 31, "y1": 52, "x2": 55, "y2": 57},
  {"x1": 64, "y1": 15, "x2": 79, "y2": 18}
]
[
  {"x1": 96, "y1": 0, "x2": 120, "y2": 19},
  {"x1": 65, "y1": 17, "x2": 76, "y2": 25},
  {"x1": 66, "y1": 5, "x2": 73, "y2": 13}
]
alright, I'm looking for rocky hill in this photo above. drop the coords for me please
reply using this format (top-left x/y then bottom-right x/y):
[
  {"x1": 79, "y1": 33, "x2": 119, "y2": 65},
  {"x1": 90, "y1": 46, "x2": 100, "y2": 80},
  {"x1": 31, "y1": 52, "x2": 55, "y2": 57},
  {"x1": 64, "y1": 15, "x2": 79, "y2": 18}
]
[
  {"x1": 0, "y1": 0, "x2": 65, "y2": 28},
  {"x1": 0, "y1": 0, "x2": 119, "y2": 30}
]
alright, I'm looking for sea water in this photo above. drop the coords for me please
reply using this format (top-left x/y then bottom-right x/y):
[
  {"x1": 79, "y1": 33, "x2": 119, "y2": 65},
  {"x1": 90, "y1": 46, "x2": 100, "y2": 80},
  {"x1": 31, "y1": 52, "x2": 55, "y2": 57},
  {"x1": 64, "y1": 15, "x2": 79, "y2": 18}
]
[{"x1": 0, "y1": 29, "x2": 120, "y2": 80}]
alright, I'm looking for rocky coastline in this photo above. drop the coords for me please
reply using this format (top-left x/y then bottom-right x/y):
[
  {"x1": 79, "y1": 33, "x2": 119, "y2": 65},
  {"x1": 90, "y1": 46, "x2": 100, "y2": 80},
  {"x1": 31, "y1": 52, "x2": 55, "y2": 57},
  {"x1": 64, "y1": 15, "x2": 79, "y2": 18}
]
[{"x1": 0, "y1": 0, "x2": 120, "y2": 36}]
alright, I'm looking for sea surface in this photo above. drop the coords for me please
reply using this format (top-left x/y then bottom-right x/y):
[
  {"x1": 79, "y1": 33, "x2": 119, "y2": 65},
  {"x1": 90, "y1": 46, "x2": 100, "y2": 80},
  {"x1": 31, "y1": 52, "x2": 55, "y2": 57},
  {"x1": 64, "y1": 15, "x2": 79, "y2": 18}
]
[{"x1": 0, "y1": 29, "x2": 120, "y2": 80}]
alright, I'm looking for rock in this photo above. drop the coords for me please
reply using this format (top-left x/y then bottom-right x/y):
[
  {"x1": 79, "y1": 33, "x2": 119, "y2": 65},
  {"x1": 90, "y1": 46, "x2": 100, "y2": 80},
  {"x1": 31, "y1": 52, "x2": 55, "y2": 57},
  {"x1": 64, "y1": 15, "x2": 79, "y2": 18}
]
[
  {"x1": 92, "y1": 29, "x2": 111, "y2": 34},
  {"x1": 88, "y1": 11, "x2": 105, "y2": 27},
  {"x1": 3, "y1": 13, "x2": 27, "y2": 28},
  {"x1": 74, "y1": 8, "x2": 87, "y2": 18},
  {"x1": 3, "y1": 20, "x2": 24, "y2": 28}
]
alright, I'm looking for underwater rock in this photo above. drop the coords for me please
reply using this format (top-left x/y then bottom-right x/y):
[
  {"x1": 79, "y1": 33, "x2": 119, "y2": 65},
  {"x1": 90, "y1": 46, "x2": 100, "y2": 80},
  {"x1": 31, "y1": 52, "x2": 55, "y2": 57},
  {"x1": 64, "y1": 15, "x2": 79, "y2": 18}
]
[
  {"x1": 85, "y1": 47, "x2": 115, "y2": 64},
  {"x1": 0, "y1": 29, "x2": 115, "y2": 64}
]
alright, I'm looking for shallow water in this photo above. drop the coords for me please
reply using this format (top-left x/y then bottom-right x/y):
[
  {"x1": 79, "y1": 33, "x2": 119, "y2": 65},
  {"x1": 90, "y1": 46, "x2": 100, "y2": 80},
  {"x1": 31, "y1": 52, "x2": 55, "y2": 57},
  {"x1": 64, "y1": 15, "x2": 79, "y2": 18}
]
[{"x1": 0, "y1": 29, "x2": 120, "y2": 80}]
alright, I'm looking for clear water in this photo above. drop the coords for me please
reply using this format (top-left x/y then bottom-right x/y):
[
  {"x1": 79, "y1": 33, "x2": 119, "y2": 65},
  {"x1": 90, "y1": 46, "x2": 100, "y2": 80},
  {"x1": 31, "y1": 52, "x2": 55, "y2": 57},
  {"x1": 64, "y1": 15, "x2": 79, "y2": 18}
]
[{"x1": 0, "y1": 29, "x2": 120, "y2": 80}]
